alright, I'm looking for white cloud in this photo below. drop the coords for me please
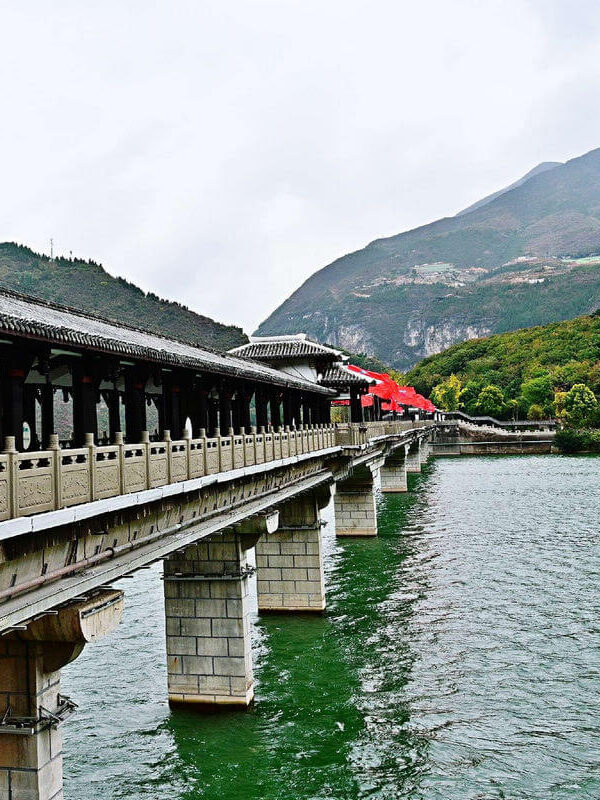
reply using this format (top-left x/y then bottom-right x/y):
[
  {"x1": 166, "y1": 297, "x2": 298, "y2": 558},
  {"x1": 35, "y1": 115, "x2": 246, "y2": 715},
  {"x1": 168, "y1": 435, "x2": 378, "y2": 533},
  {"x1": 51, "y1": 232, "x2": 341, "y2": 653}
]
[{"x1": 0, "y1": 0, "x2": 599, "y2": 332}]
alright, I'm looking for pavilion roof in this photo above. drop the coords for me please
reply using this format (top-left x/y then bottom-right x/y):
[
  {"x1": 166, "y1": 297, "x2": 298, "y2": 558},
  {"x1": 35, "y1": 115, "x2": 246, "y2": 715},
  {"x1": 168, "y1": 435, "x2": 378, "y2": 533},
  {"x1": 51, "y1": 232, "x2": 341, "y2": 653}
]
[
  {"x1": 0, "y1": 290, "x2": 334, "y2": 394},
  {"x1": 230, "y1": 334, "x2": 344, "y2": 362},
  {"x1": 319, "y1": 363, "x2": 376, "y2": 388}
]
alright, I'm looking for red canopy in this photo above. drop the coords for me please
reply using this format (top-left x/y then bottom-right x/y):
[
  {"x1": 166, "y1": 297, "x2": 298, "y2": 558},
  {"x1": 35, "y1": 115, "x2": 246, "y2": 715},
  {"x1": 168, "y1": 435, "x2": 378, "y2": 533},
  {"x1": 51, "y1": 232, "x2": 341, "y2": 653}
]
[{"x1": 347, "y1": 365, "x2": 435, "y2": 413}]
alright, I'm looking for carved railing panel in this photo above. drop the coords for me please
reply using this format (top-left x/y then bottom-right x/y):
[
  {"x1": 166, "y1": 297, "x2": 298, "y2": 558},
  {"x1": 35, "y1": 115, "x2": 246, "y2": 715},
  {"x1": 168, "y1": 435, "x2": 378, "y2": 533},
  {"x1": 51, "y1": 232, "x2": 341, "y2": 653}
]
[{"x1": 0, "y1": 422, "x2": 425, "y2": 522}]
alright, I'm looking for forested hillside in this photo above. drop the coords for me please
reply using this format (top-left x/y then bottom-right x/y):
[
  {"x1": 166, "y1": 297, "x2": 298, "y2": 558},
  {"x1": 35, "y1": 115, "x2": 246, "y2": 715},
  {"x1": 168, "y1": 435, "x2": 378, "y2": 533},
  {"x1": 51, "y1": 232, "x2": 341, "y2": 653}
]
[
  {"x1": 0, "y1": 243, "x2": 247, "y2": 351},
  {"x1": 406, "y1": 312, "x2": 600, "y2": 420}
]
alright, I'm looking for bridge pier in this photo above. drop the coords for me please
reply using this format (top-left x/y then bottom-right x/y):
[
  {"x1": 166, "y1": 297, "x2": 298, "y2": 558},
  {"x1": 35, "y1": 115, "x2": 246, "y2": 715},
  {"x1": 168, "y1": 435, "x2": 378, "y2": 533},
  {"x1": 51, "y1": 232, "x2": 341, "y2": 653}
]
[
  {"x1": 255, "y1": 489, "x2": 328, "y2": 613},
  {"x1": 406, "y1": 439, "x2": 422, "y2": 473},
  {"x1": 380, "y1": 446, "x2": 408, "y2": 493},
  {"x1": 334, "y1": 463, "x2": 380, "y2": 537},
  {"x1": 0, "y1": 592, "x2": 123, "y2": 800},
  {"x1": 420, "y1": 436, "x2": 431, "y2": 464},
  {"x1": 163, "y1": 531, "x2": 254, "y2": 708}
]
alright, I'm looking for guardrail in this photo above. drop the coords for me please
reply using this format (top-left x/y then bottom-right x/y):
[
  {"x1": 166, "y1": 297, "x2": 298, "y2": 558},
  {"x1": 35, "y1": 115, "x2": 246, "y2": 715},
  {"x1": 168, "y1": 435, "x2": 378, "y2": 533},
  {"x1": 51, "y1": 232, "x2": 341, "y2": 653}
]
[{"x1": 0, "y1": 421, "x2": 428, "y2": 522}]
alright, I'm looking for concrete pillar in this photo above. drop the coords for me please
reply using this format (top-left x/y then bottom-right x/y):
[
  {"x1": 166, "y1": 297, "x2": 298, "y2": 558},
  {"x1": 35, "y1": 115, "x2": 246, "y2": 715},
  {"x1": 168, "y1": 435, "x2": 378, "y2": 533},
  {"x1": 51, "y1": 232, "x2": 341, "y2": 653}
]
[
  {"x1": 0, "y1": 640, "x2": 68, "y2": 800},
  {"x1": 255, "y1": 492, "x2": 326, "y2": 612},
  {"x1": 420, "y1": 437, "x2": 431, "y2": 464},
  {"x1": 0, "y1": 591, "x2": 123, "y2": 800},
  {"x1": 380, "y1": 447, "x2": 408, "y2": 493},
  {"x1": 334, "y1": 464, "x2": 379, "y2": 537},
  {"x1": 163, "y1": 531, "x2": 254, "y2": 708},
  {"x1": 406, "y1": 439, "x2": 422, "y2": 473}
]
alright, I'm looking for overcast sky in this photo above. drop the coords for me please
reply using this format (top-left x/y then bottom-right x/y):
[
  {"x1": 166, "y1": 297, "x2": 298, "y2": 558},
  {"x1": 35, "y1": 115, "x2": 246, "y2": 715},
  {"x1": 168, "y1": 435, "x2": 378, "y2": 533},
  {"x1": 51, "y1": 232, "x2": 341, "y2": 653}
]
[{"x1": 1, "y1": 0, "x2": 600, "y2": 333}]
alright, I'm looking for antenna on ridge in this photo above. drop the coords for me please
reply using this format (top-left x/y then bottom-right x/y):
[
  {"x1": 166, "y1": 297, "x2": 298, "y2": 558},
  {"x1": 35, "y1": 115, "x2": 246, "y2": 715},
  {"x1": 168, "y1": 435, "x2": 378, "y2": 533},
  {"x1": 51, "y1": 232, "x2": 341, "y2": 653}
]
[{"x1": 50, "y1": 238, "x2": 54, "y2": 260}]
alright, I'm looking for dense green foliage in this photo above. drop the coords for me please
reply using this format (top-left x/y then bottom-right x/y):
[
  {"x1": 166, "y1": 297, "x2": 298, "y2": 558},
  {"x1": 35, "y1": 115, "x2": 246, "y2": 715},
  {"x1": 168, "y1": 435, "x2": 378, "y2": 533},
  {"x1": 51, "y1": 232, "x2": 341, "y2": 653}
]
[
  {"x1": 554, "y1": 429, "x2": 600, "y2": 453},
  {"x1": 0, "y1": 243, "x2": 247, "y2": 351},
  {"x1": 258, "y1": 147, "x2": 600, "y2": 369},
  {"x1": 406, "y1": 312, "x2": 600, "y2": 420}
]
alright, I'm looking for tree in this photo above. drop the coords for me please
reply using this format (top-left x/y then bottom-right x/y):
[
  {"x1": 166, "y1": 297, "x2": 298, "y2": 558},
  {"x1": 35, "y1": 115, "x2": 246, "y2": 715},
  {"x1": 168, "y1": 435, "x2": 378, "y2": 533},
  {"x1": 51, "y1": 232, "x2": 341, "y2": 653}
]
[
  {"x1": 505, "y1": 398, "x2": 520, "y2": 421},
  {"x1": 564, "y1": 383, "x2": 598, "y2": 428},
  {"x1": 527, "y1": 403, "x2": 544, "y2": 420},
  {"x1": 475, "y1": 384, "x2": 505, "y2": 417},
  {"x1": 553, "y1": 391, "x2": 567, "y2": 419},
  {"x1": 520, "y1": 374, "x2": 554, "y2": 409},
  {"x1": 430, "y1": 374, "x2": 462, "y2": 411},
  {"x1": 458, "y1": 380, "x2": 483, "y2": 415}
]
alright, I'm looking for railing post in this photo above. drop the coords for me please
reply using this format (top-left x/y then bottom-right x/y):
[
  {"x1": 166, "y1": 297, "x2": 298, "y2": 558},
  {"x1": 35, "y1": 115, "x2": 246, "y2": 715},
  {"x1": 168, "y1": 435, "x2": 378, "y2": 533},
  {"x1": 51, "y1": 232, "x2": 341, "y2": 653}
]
[
  {"x1": 114, "y1": 431, "x2": 125, "y2": 495},
  {"x1": 199, "y1": 427, "x2": 207, "y2": 475},
  {"x1": 85, "y1": 432, "x2": 96, "y2": 502},
  {"x1": 4, "y1": 436, "x2": 17, "y2": 519},
  {"x1": 140, "y1": 430, "x2": 150, "y2": 489},
  {"x1": 163, "y1": 429, "x2": 172, "y2": 484},
  {"x1": 48, "y1": 433, "x2": 60, "y2": 511},
  {"x1": 182, "y1": 426, "x2": 191, "y2": 479}
]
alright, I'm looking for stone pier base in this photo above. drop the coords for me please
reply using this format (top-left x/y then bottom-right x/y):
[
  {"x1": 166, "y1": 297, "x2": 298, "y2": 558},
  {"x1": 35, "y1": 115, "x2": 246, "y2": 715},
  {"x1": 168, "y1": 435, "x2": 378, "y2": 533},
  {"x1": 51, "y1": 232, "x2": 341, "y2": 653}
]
[
  {"x1": 0, "y1": 641, "x2": 65, "y2": 800},
  {"x1": 255, "y1": 493, "x2": 326, "y2": 612},
  {"x1": 406, "y1": 440, "x2": 422, "y2": 473},
  {"x1": 164, "y1": 531, "x2": 253, "y2": 708},
  {"x1": 380, "y1": 448, "x2": 408, "y2": 493},
  {"x1": 0, "y1": 591, "x2": 123, "y2": 800},
  {"x1": 334, "y1": 464, "x2": 379, "y2": 537},
  {"x1": 420, "y1": 438, "x2": 431, "y2": 465}
]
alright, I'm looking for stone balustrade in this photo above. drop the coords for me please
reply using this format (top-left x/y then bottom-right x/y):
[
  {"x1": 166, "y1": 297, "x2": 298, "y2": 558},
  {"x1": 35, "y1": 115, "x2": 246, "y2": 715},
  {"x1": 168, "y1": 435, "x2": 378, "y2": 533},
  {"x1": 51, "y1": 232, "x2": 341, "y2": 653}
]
[
  {"x1": 0, "y1": 421, "x2": 432, "y2": 523},
  {"x1": 0, "y1": 424, "x2": 340, "y2": 522}
]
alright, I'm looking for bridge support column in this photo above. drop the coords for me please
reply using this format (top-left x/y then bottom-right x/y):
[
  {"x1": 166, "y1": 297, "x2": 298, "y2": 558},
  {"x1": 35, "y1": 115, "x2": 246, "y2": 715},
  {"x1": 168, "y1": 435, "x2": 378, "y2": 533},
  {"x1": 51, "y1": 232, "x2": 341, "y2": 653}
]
[
  {"x1": 334, "y1": 464, "x2": 379, "y2": 537},
  {"x1": 0, "y1": 592, "x2": 123, "y2": 800},
  {"x1": 255, "y1": 490, "x2": 328, "y2": 613},
  {"x1": 406, "y1": 440, "x2": 422, "y2": 473},
  {"x1": 164, "y1": 531, "x2": 254, "y2": 708},
  {"x1": 420, "y1": 436, "x2": 431, "y2": 465},
  {"x1": 380, "y1": 447, "x2": 408, "y2": 493}
]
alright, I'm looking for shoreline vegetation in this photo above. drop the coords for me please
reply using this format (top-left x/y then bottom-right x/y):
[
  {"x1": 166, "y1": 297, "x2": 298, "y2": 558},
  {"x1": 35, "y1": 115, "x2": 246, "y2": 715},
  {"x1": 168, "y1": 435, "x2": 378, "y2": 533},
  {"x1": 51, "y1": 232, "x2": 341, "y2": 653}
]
[{"x1": 406, "y1": 312, "x2": 600, "y2": 454}]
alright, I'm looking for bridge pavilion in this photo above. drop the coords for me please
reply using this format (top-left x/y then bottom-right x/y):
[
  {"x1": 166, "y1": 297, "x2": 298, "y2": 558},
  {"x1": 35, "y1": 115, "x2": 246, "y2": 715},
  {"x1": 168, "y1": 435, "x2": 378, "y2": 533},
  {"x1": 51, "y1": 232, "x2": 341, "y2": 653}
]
[
  {"x1": 0, "y1": 291, "x2": 334, "y2": 453},
  {"x1": 229, "y1": 334, "x2": 376, "y2": 422}
]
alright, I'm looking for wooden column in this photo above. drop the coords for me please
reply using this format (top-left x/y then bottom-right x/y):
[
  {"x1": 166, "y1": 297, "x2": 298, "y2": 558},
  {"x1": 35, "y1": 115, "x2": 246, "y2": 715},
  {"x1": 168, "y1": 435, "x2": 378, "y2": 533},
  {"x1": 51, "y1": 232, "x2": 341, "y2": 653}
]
[
  {"x1": 302, "y1": 394, "x2": 312, "y2": 426},
  {"x1": 124, "y1": 367, "x2": 147, "y2": 444},
  {"x1": 283, "y1": 392, "x2": 293, "y2": 428},
  {"x1": 41, "y1": 380, "x2": 55, "y2": 448},
  {"x1": 164, "y1": 374, "x2": 183, "y2": 439},
  {"x1": 219, "y1": 383, "x2": 233, "y2": 435},
  {"x1": 270, "y1": 391, "x2": 281, "y2": 429},
  {"x1": 72, "y1": 362, "x2": 98, "y2": 447},
  {"x1": 350, "y1": 387, "x2": 363, "y2": 423},
  {"x1": 2, "y1": 366, "x2": 26, "y2": 450},
  {"x1": 240, "y1": 386, "x2": 253, "y2": 431},
  {"x1": 255, "y1": 387, "x2": 269, "y2": 429}
]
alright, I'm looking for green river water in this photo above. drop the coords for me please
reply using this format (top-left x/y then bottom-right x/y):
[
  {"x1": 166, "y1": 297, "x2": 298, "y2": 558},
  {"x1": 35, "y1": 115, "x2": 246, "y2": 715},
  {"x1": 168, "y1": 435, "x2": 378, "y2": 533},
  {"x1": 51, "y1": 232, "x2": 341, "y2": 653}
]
[{"x1": 62, "y1": 455, "x2": 600, "y2": 799}]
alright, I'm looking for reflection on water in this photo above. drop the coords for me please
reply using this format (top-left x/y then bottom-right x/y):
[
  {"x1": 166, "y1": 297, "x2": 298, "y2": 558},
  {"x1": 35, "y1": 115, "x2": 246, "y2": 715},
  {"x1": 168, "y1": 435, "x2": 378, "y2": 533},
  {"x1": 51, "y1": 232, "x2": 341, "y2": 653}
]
[{"x1": 62, "y1": 456, "x2": 600, "y2": 799}]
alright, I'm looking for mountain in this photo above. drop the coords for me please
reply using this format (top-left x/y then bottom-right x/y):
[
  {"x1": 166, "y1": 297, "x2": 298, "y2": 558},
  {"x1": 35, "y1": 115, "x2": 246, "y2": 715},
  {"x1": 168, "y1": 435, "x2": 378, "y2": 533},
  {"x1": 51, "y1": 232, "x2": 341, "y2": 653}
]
[
  {"x1": 406, "y1": 310, "x2": 600, "y2": 415},
  {"x1": 256, "y1": 147, "x2": 600, "y2": 370},
  {"x1": 456, "y1": 161, "x2": 562, "y2": 216},
  {"x1": 0, "y1": 243, "x2": 247, "y2": 351}
]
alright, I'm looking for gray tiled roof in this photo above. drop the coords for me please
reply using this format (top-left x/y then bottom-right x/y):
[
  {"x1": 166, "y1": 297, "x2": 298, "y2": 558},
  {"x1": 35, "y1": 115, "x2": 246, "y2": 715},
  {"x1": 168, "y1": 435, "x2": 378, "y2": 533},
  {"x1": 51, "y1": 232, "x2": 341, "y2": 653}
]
[
  {"x1": 230, "y1": 337, "x2": 343, "y2": 362},
  {"x1": 0, "y1": 290, "x2": 334, "y2": 394},
  {"x1": 319, "y1": 363, "x2": 376, "y2": 388}
]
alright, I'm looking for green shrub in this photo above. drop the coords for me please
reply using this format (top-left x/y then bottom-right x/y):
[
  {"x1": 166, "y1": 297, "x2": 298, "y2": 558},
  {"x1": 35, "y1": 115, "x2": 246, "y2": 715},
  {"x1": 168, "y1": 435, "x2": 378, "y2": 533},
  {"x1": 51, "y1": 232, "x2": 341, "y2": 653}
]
[{"x1": 555, "y1": 428, "x2": 600, "y2": 453}]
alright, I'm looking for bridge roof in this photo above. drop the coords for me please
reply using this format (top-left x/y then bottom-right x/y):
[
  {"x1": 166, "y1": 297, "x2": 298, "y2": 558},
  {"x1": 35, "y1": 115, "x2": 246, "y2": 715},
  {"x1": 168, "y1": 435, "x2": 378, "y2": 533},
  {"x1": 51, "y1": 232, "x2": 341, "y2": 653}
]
[
  {"x1": 0, "y1": 291, "x2": 334, "y2": 394},
  {"x1": 319, "y1": 363, "x2": 376, "y2": 388},
  {"x1": 230, "y1": 334, "x2": 344, "y2": 362}
]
